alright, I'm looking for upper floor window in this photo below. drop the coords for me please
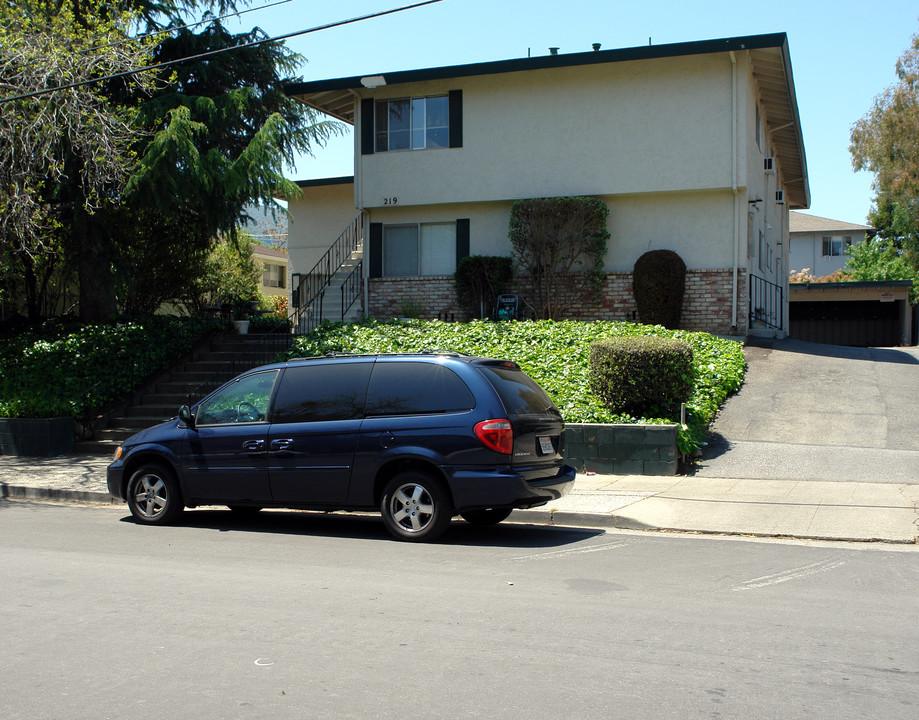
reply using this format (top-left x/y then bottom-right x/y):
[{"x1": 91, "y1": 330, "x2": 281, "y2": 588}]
[
  {"x1": 821, "y1": 236, "x2": 852, "y2": 257},
  {"x1": 362, "y1": 90, "x2": 461, "y2": 156},
  {"x1": 375, "y1": 96, "x2": 448, "y2": 152}
]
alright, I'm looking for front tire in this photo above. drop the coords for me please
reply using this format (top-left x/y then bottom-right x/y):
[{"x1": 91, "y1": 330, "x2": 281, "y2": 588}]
[
  {"x1": 380, "y1": 472, "x2": 452, "y2": 542},
  {"x1": 126, "y1": 463, "x2": 183, "y2": 525}
]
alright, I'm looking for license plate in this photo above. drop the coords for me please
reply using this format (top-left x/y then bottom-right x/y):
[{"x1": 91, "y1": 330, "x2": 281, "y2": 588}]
[{"x1": 539, "y1": 436, "x2": 554, "y2": 454}]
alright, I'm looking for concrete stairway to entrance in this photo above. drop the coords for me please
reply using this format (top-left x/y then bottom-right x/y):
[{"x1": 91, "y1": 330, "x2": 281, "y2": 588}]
[
  {"x1": 75, "y1": 333, "x2": 279, "y2": 455},
  {"x1": 314, "y1": 247, "x2": 364, "y2": 325}
]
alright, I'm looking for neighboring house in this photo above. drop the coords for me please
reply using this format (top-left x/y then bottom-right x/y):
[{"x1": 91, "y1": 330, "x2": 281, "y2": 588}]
[
  {"x1": 285, "y1": 33, "x2": 809, "y2": 337},
  {"x1": 788, "y1": 211, "x2": 874, "y2": 278},
  {"x1": 252, "y1": 244, "x2": 289, "y2": 299}
]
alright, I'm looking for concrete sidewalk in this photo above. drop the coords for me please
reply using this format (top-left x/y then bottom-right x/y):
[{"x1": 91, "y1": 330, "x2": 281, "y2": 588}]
[{"x1": 1, "y1": 455, "x2": 917, "y2": 545}]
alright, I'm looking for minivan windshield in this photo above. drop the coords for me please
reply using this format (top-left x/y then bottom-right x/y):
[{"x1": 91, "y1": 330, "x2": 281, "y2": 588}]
[{"x1": 478, "y1": 366, "x2": 558, "y2": 417}]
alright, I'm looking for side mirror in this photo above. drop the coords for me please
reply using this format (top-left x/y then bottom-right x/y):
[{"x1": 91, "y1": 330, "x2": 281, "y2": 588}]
[{"x1": 178, "y1": 405, "x2": 196, "y2": 431}]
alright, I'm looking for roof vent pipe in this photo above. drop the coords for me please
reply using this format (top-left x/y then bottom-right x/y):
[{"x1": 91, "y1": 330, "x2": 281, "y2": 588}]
[
  {"x1": 592, "y1": 43, "x2": 601, "y2": 52},
  {"x1": 549, "y1": 47, "x2": 559, "y2": 55}
]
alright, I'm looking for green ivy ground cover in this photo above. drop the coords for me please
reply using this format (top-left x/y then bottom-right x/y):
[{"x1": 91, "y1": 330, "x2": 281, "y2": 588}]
[
  {"x1": 0, "y1": 316, "x2": 224, "y2": 420},
  {"x1": 288, "y1": 319, "x2": 747, "y2": 454}
]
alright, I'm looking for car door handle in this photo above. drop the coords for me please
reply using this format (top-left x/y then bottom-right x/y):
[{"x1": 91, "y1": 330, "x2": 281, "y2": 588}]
[
  {"x1": 242, "y1": 440, "x2": 265, "y2": 452},
  {"x1": 271, "y1": 438, "x2": 294, "y2": 451}
]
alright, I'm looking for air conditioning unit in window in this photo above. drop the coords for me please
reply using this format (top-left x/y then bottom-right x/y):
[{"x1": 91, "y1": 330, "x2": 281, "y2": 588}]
[
  {"x1": 764, "y1": 157, "x2": 776, "y2": 174},
  {"x1": 775, "y1": 190, "x2": 785, "y2": 204}
]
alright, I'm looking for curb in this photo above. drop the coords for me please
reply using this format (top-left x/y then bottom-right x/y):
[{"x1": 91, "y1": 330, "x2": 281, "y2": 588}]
[
  {"x1": 4, "y1": 486, "x2": 915, "y2": 546},
  {"x1": 510, "y1": 509, "x2": 919, "y2": 546},
  {"x1": 1, "y1": 485, "x2": 117, "y2": 505}
]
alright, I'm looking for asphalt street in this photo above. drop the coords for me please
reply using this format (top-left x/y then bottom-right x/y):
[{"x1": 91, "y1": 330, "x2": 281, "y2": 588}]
[{"x1": 2, "y1": 500, "x2": 918, "y2": 719}]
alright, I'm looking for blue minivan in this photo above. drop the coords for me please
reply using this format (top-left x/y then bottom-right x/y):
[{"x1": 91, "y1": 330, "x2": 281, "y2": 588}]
[{"x1": 107, "y1": 352, "x2": 576, "y2": 541}]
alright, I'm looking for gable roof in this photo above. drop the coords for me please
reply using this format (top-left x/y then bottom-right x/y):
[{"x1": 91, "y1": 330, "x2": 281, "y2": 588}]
[
  {"x1": 287, "y1": 32, "x2": 809, "y2": 207},
  {"x1": 789, "y1": 211, "x2": 873, "y2": 234}
]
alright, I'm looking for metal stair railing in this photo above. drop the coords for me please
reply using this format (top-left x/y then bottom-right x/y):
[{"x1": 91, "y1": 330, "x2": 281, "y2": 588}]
[
  {"x1": 292, "y1": 213, "x2": 363, "y2": 334},
  {"x1": 340, "y1": 260, "x2": 363, "y2": 322},
  {"x1": 749, "y1": 274, "x2": 784, "y2": 331}
]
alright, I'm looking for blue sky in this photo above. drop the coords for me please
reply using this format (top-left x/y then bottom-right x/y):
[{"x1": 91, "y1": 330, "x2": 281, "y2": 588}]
[{"x1": 230, "y1": 0, "x2": 919, "y2": 225}]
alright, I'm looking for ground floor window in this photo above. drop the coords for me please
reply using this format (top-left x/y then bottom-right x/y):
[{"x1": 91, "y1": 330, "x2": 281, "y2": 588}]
[{"x1": 383, "y1": 222, "x2": 456, "y2": 277}]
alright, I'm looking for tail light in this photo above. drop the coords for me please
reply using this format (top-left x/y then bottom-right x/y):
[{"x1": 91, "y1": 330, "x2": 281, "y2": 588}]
[{"x1": 474, "y1": 419, "x2": 513, "y2": 454}]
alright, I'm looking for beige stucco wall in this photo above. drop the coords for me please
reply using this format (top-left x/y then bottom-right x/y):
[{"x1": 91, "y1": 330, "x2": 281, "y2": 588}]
[
  {"x1": 740, "y1": 54, "x2": 791, "y2": 291},
  {"x1": 291, "y1": 188, "x2": 738, "y2": 273},
  {"x1": 288, "y1": 182, "x2": 359, "y2": 277},
  {"x1": 356, "y1": 53, "x2": 737, "y2": 208}
]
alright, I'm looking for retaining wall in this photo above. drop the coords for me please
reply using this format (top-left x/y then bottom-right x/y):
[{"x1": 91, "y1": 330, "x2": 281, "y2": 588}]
[{"x1": 564, "y1": 423, "x2": 679, "y2": 475}]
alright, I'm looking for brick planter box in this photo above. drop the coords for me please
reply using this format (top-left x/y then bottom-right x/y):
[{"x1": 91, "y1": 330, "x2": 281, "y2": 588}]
[{"x1": 564, "y1": 423, "x2": 679, "y2": 475}]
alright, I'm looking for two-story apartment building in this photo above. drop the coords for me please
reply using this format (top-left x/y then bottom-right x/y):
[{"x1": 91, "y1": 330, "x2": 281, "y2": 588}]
[
  {"x1": 285, "y1": 32, "x2": 809, "y2": 336},
  {"x1": 788, "y1": 211, "x2": 874, "y2": 278}
]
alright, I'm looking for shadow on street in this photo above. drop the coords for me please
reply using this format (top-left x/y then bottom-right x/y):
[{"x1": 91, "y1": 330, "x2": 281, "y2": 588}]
[{"x1": 116, "y1": 507, "x2": 607, "y2": 548}]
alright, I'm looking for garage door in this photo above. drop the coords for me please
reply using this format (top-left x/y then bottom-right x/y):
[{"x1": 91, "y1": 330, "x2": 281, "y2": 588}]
[{"x1": 790, "y1": 300, "x2": 899, "y2": 347}]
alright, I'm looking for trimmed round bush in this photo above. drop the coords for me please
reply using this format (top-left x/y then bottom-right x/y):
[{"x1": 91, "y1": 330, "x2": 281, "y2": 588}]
[
  {"x1": 633, "y1": 249, "x2": 687, "y2": 329},
  {"x1": 588, "y1": 336, "x2": 694, "y2": 419}
]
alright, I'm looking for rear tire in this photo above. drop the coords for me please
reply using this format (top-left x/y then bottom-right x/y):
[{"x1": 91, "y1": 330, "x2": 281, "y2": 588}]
[
  {"x1": 126, "y1": 463, "x2": 183, "y2": 525},
  {"x1": 380, "y1": 472, "x2": 453, "y2": 542},
  {"x1": 460, "y1": 508, "x2": 513, "y2": 526}
]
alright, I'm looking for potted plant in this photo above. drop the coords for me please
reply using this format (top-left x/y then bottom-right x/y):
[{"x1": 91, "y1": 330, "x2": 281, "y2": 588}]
[{"x1": 229, "y1": 297, "x2": 251, "y2": 334}]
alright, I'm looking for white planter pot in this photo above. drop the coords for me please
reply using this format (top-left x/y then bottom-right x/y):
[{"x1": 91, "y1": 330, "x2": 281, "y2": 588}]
[{"x1": 233, "y1": 320, "x2": 250, "y2": 335}]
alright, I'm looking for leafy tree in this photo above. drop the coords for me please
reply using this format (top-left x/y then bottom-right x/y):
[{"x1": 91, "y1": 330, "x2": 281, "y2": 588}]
[
  {"x1": 508, "y1": 197, "x2": 609, "y2": 319},
  {"x1": 850, "y1": 26, "x2": 919, "y2": 268},
  {"x1": 103, "y1": 3, "x2": 341, "y2": 321},
  {"x1": 841, "y1": 237, "x2": 919, "y2": 304},
  {"x1": 2, "y1": 0, "x2": 342, "y2": 323},
  {"x1": 0, "y1": 0, "x2": 155, "y2": 322}
]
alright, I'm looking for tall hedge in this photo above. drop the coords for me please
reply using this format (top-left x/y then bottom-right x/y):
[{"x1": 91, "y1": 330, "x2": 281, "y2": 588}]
[
  {"x1": 633, "y1": 249, "x2": 686, "y2": 329},
  {"x1": 588, "y1": 336, "x2": 693, "y2": 419}
]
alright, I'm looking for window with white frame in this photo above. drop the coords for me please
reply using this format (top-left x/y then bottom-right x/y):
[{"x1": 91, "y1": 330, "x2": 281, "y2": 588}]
[
  {"x1": 375, "y1": 96, "x2": 449, "y2": 152},
  {"x1": 262, "y1": 262, "x2": 286, "y2": 289},
  {"x1": 821, "y1": 236, "x2": 852, "y2": 257},
  {"x1": 383, "y1": 222, "x2": 456, "y2": 277}
]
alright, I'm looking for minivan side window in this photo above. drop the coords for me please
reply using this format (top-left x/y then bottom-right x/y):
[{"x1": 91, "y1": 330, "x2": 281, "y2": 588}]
[
  {"x1": 196, "y1": 370, "x2": 280, "y2": 425},
  {"x1": 272, "y1": 363, "x2": 373, "y2": 423},
  {"x1": 365, "y1": 362, "x2": 475, "y2": 416}
]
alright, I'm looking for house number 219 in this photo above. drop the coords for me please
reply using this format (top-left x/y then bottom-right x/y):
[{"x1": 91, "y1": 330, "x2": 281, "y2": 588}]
[{"x1": 382, "y1": 197, "x2": 399, "y2": 205}]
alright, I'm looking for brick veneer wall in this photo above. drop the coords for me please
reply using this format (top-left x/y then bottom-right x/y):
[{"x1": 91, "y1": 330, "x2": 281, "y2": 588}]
[
  {"x1": 368, "y1": 276, "x2": 468, "y2": 321},
  {"x1": 369, "y1": 269, "x2": 748, "y2": 335}
]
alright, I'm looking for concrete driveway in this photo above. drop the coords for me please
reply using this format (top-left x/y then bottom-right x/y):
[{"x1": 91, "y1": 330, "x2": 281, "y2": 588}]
[{"x1": 694, "y1": 337, "x2": 919, "y2": 483}]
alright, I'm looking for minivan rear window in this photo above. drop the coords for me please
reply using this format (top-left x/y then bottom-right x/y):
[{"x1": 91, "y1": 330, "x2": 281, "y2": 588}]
[{"x1": 478, "y1": 366, "x2": 557, "y2": 416}]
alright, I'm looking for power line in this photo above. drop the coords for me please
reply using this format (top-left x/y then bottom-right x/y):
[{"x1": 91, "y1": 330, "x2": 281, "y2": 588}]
[
  {"x1": 0, "y1": 0, "x2": 443, "y2": 105},
  {"x1": 85, "y1": 0, "x2": 299, "y2": 55}
]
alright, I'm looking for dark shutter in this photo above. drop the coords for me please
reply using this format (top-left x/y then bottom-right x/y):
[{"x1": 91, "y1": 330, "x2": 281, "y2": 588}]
[
  {"x1": 456, "y1": 218, "x2": 470, "y2": 266},
  {"x1": 361, "y1": 99, "x2": 375, "y2": 156},
  {"x1": 448, "y1": 90, "x2": 463, "y2": 148},
  {"x1": 369, "y1": 222, "x2": 383, "y2": 278}
]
